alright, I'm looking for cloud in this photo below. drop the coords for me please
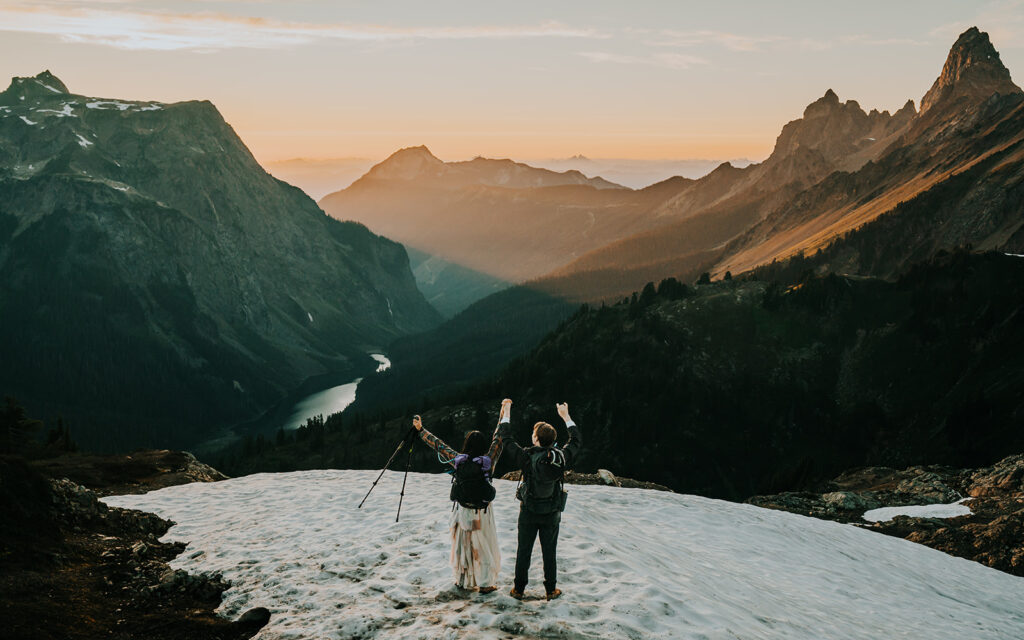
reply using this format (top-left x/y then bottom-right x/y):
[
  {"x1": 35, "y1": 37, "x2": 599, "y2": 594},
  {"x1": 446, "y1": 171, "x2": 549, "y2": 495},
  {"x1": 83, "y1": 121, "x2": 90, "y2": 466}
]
[
  {"x1": 638, "y1": 29, "x2": 924, "y2": 53},
  {"x1": 577, "y1": 51, "x2": 708, "y2": 70},
  {"x1": 647, "y1": 29, "x2": 789, "y2": 52},
  {"x1": 0, "y1": 5, "x2": 604, "y2": 51},
  {"x1": 929, "y1": 0, "x2": 1024, "y2": 49}
]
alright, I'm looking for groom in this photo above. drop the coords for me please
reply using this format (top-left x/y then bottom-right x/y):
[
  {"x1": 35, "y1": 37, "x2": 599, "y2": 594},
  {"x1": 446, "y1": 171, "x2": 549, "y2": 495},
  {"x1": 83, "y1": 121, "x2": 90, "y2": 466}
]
[{"x1": 498, "y1": 399, "x2": 582, "y2": 600}]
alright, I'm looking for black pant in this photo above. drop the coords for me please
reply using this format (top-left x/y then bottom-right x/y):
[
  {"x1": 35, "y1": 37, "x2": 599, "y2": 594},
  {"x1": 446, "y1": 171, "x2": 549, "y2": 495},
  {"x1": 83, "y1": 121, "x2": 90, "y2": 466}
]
[{"x1": 514, "y1": 507, "x2": 561, "y2": 592}]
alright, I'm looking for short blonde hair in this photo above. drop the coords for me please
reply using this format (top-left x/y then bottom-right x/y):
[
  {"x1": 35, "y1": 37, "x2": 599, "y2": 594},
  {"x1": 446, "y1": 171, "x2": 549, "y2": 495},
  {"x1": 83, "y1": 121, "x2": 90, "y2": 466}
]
[{"x1": 533, "y1": 421, "x2": 556, "y2": 447}]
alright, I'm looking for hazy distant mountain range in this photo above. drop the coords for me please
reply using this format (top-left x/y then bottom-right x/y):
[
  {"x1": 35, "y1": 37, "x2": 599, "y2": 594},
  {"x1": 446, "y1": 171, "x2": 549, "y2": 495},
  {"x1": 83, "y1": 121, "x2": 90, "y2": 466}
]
[
  {"x1": 525, "y1": 155, "x2": 755, "y2": 189},
  {"x1": 264, "y1": 157, "x2": 375, "y2": 201},
  {"x1": 264, "y1": 155, "x2": 749, "y2": 202},
  {"x1": 0, "y1": 72, "x2": 439, "y2": 449}
]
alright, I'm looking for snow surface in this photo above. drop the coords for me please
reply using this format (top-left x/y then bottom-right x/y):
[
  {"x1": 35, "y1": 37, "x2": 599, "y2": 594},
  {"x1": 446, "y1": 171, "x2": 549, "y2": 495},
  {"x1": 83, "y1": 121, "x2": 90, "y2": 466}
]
[
  {"x1": 371, "y1": 353, "x2": 391, "y2": 372},
  {"x1": 35, "y1": 102, "x2": 76, "y2": 117},
  {"x1": 76, "y1": 133, "x2": 94, "y2": 148},
  {"x1": 35, "y1": 79, "x2": 61, "y2": 93},
  {"x1": 19, "y1": 115, "x2": 36, "y2": 125},
  {"x1": 1006, "y1": 253, "x2": 1024, "y2": 258},
  {"x1": 863, "y1": 498, "x2": 973, "y2": 523},
  {"x1": 86, "y1": 100, "x2": 132, "y2": 111},
  {"x1": 104, "y1": 471, "x2": 1024, "y2": 640}
]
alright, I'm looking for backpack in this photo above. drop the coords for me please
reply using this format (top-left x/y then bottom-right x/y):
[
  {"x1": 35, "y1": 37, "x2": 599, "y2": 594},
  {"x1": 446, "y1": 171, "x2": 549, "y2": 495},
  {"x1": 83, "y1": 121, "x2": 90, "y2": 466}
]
[
  {"x1": 450, "y1": 454, "x2": 496, "y2": 510},
  {"x1": 516, "y1": 447, "x2": 568, "y2": 514}
]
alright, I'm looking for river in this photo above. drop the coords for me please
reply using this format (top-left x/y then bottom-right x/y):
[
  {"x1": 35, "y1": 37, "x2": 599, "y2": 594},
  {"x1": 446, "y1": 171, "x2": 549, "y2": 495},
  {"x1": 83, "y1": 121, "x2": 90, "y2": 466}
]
[{"x1": 282, "y1": 353, "x2": 391, "y2": 430}]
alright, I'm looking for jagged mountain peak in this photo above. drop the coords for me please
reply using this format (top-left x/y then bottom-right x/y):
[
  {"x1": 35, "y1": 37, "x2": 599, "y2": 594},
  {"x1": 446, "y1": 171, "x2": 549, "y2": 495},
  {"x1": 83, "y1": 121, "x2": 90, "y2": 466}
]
[
  {"x1": 1, "y1": 70, "x2": 70, "y2": 101},
  {"x1": 920, "y1": 26, "x2": 1021, "y2": 113}
]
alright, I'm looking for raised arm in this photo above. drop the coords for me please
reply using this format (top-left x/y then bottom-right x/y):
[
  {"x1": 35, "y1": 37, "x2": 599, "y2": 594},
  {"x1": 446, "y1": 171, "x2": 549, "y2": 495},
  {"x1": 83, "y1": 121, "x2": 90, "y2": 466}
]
[
  {"x1": 557, "y1": 402, "x2": 583, "y2": 469},
  {"x1": 496, "y1": 398, "x2": 530, "y2": 468},
  {"x1": 486, "y1": 399, "x2": 509, "y2": 461},
  {"x1": 413, "y1": 415, "x2": 458, "y2": 467}
]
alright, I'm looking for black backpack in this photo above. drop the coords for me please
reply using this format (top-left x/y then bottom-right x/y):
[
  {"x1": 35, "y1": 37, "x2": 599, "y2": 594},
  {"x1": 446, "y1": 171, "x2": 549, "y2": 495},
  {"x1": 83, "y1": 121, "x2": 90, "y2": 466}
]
[
  {"x1": 450, "y1": 456, "x2": 496, "y2": 510},
  {"x1": 516, "y1": 447, "x2": 568, "y2": 514}
]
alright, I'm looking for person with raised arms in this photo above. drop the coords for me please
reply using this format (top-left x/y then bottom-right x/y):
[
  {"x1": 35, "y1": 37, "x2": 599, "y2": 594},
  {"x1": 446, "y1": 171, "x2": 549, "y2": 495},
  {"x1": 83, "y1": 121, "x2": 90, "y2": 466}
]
[
  {"x1": 412, "y1": 401, "x2": 506, "y2": 594},
  {"x1": 498, "y1": 399, "x2": 582, "y2": 600}
]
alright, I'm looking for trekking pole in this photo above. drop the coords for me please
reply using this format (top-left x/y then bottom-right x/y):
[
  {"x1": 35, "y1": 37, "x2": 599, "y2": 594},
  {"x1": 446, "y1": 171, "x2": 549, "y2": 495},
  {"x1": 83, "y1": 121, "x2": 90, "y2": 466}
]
[
  {"x1": 395, "y1": 433, "x2": 416, "y2": 522},
  {"x1": 358, "y1": 427, "x2": 414, "y2": 509}
]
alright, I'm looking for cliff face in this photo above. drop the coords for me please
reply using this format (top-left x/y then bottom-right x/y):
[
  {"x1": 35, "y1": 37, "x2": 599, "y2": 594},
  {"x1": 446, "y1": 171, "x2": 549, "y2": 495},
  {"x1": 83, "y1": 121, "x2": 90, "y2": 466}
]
[{"x1": 0, "y1": 72, "x2": 439, "y2": 449}]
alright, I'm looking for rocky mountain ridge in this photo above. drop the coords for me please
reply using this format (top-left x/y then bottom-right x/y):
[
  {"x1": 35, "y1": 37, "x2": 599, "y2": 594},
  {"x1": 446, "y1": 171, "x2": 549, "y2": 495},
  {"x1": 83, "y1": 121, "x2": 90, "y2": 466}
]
[
  {"x1": 544, "y1": 27, "x2": 1023, "y2": 300},
  {"x1": 0, "y1": 72, "x2": 439, "y2": 450}
]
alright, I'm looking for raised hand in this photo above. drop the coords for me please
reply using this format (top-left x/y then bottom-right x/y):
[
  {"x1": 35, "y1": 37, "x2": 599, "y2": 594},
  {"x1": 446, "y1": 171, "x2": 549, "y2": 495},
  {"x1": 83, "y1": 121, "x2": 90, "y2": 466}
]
[
  {"x1": 499, "y1": 398, "x2": 512, "y2": 421},
  {"x1": 556, "y1": 402, "x2": 571, "y2": 423},
  {"x1": 413, "y1": 415, "x2": 423, "y2": 431}
]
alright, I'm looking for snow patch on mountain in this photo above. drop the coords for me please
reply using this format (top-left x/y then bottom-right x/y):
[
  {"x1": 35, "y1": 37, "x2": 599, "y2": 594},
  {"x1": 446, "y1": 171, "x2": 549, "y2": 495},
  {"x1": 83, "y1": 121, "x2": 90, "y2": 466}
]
[
  {"x1": 35, "y1": 102, "x2": 76, "y2": 117},
  {"x1": 104, "y1": 470, "x2": 1024, "y2": 640},
  {"x1": 863, "y1": 498, "x2": 973, "y2": 523},
  {"x1": 86, "y1": 100, "x2": 132, "y2": 111},
  {"x1": 18, "y1": 115, "x2": 36, "y2": 125}
]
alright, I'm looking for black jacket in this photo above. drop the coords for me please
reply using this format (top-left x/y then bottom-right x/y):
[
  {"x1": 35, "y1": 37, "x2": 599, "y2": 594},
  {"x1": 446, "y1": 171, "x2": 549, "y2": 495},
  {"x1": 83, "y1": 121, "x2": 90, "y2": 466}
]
[{"x1": 499, "y1": 420, "x2": 582, "y2": 474}]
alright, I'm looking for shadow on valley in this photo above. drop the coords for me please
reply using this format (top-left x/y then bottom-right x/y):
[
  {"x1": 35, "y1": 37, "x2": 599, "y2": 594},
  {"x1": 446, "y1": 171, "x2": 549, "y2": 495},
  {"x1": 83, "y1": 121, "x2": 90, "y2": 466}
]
[{"x1": 219, "y1": 250, "x2": 1024, "y2": 501}]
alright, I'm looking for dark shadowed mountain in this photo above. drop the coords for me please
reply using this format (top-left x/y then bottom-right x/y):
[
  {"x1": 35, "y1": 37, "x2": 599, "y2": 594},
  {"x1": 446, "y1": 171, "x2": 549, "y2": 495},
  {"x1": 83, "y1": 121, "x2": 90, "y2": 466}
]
[{"x1": 0, "y1": 72, "x2": 440, "y2": 450}]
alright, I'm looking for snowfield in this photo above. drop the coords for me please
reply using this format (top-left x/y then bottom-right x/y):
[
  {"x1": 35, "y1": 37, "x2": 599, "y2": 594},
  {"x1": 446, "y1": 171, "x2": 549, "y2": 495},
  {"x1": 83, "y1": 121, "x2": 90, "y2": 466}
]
[
  {"x1": 863, "y1": 498, "x2": 973, "y2": 523},
  {"x1": 104, "y1": 470, "x2": 1024, "y2": 639}
]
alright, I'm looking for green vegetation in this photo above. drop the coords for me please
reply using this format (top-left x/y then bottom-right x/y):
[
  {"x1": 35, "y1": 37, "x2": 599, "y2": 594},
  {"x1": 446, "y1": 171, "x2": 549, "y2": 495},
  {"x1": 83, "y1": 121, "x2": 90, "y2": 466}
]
[{"x1": 223, "y1": 250, "x2": 1024, "y2": 501}]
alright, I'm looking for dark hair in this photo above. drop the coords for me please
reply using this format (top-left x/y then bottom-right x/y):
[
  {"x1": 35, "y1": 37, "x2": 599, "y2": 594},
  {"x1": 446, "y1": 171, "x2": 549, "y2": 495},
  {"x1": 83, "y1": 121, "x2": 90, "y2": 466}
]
[
  {"x1": 461, "y1": 430, "x2": 488, "y2": 457},
  {"x1": 533, "y1": 422, "x2": 556, "y2": 447}
]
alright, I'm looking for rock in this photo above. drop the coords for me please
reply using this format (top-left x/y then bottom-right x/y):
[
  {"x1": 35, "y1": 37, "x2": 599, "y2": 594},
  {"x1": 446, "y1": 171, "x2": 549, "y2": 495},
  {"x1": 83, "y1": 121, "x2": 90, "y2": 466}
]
[
  {"x1": 823, "y1": 491, "x2": 869, "y2": 511},
  {"x1": 751, "y1": 453, "x2": 1024, "y2": 577},
  {"x1": 237, "y1": 606, "x2": 271, "y2": 626},
  {"x1": 597, "y1": 469, "x2": 620, "y2": 487},
  {"x1": 967, "y1": 455, "x2": 1024, "y2": 497}
]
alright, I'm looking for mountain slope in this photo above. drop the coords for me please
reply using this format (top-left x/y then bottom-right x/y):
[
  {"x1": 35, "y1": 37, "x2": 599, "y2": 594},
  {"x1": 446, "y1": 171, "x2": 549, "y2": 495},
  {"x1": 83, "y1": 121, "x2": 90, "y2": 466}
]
[
  {"x1": 716, "y1": 27, "x2": 1023, "y2": 277},
  {"x1": 547, "y1": 27, "x2": 1022, "y2": 298},
  {"x1": 430, "y1": 251, "x2": 1024, "y2": 498},
  {"x1": 0, "y1": 72, "x2": 439, "y2": 450},
  {"x1": 106, "y1": 470, "x2": 1024, "y2": 639},
  {"x1": 319, "y1": 147, "x2": 689, "y2": 311}
]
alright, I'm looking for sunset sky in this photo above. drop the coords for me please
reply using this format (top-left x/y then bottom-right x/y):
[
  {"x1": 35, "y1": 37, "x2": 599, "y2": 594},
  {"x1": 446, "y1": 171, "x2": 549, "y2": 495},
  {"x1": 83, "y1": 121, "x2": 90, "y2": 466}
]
[{"x1": 1, "y1": 0, "x2": 1022, "y2": 164}]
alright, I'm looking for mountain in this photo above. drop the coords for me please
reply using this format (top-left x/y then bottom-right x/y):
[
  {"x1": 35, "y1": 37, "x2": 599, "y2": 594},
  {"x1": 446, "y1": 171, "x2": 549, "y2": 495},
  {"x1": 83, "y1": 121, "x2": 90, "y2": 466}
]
[
  {"x1": 550, "y1": 27, "x2": 1023, "y2": 297},
  {"x1": 0, "y1": 72, "x2": 440, "y2": 450},
  {"x1": 319, "y1": 147, "x2": 690, "y2": 314},
  {"x1": 452, "y1": 251, "x2": 1024, "y2": 499},
  {"x1": 715, "y1": 27, "x2": 1023, "y2": 278},
  {"x1": 106, "y1": 469, "x2": 1024, "y2": 639},
  {"x1": 521, "y1": 155, "x2": 756, "y2": 189}
]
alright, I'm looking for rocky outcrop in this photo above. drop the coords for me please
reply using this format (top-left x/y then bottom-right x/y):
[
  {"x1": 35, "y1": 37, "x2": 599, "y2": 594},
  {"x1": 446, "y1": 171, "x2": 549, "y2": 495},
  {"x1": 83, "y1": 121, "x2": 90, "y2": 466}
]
[
  {"x1": 920, "y1": 27, "x2": 1022, "y2": 114},
  {"x1": 32, "y1": 449, "x2": 229, "y2": 497},
  {"x1": 0, "y1": 456, "x2": 267, "y2": 639},
  {"x1": 749, "y1": 454, "x2": 1024, "y2": 576}
]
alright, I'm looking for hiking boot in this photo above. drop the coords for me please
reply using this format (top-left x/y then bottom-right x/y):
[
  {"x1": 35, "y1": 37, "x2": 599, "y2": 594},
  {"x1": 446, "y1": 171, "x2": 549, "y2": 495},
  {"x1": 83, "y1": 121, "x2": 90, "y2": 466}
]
[
  {"x1": 509, "y1": 588, "x2": 525, "y2": 600},
  {"x1": 478, "y1": 586, "x2": 497, "y2": 594},
  {"x1": 545, "y1": 588, "x2": 562, "y2": 600}
]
